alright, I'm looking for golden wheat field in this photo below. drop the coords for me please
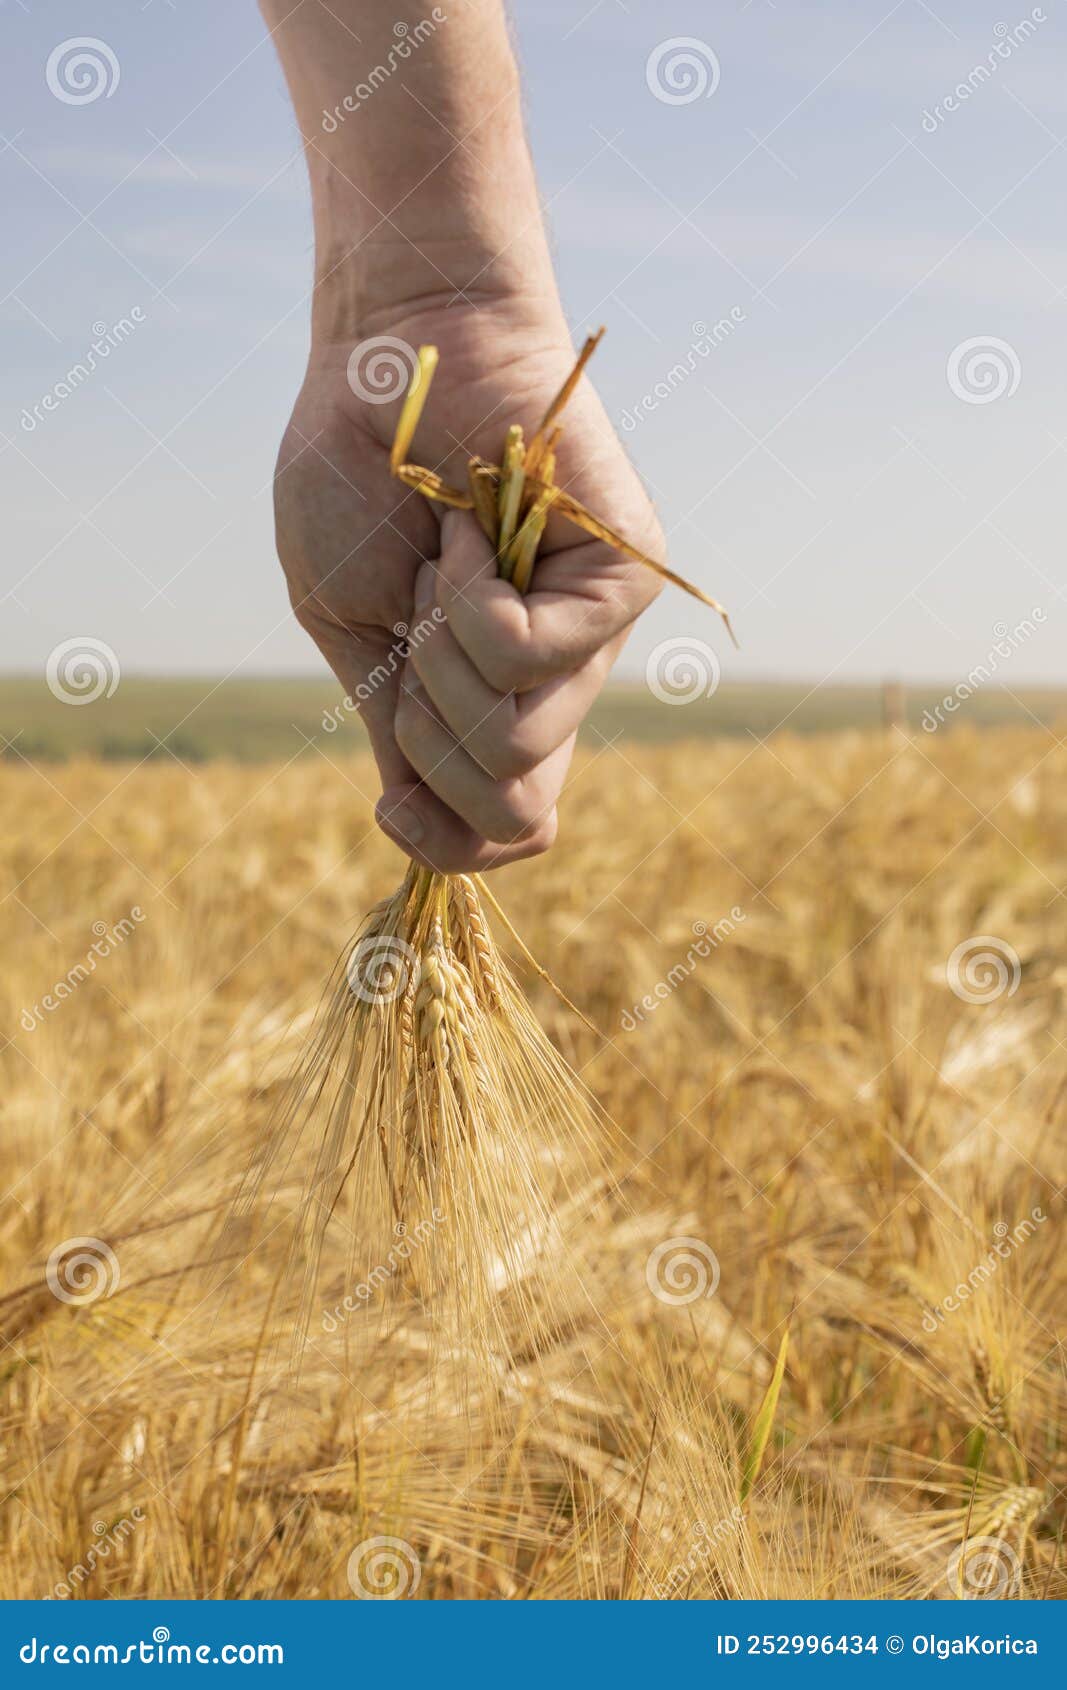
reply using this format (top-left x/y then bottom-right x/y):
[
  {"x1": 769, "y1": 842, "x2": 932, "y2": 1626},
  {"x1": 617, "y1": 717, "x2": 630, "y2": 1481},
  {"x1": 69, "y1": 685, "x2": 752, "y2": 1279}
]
[{"x1": 1, "y1": 723, "x2": 1064, "y2": 1601}]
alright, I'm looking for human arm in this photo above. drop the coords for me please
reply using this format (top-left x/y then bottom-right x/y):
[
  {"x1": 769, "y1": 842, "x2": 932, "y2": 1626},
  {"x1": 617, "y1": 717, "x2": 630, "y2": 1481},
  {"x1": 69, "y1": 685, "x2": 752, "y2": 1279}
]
[{"x1": 260, "y1": 0, "x2": 663, "y2": 870}]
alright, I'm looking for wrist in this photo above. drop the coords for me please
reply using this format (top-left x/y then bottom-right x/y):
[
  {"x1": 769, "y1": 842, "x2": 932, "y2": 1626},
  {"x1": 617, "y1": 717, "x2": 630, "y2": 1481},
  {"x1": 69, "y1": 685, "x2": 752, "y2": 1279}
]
[
  {"x1": 260, "y1": 0, "x2": 559, "y2": 343},
  {"x1": 306, "y1": 109, "x2": 560, "y2": 344},
  {"x1": 310, "y1": 225, "x2": 564, "y2": 347}
]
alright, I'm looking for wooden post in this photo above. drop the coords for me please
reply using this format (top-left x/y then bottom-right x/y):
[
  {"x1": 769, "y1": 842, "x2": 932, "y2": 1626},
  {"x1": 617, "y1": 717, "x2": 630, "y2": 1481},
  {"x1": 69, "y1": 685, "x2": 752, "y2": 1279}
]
[{"x1": 882, "y1": 679, "x2": 906, "y2": 733}]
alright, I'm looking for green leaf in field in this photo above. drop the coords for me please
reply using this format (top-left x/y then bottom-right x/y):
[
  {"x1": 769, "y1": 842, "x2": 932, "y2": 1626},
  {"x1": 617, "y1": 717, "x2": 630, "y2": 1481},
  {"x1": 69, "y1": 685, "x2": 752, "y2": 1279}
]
[{"x1": 740, "y1": 1324, "x2": 790, "y2": 1505}]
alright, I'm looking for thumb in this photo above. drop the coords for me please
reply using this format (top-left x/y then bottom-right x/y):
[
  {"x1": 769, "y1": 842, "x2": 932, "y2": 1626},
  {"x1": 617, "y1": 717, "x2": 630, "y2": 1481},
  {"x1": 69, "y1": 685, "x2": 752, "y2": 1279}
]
[{"x1": 433, "y1": 506, "x2": 652, "y2": 695}]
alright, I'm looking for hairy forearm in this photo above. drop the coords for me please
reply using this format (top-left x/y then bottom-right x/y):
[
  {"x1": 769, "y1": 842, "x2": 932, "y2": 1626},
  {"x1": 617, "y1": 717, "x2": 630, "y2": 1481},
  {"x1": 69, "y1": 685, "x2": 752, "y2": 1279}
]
[{"x1": 260, "y1": 0, "x2": 563, "y2": 341}]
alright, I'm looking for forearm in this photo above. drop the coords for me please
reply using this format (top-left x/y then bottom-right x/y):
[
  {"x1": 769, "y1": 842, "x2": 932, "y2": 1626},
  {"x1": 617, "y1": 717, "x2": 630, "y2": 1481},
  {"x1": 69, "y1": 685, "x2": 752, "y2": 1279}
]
[{"x1": 259, "y1": 0, "x2": 563, "y2": 341}]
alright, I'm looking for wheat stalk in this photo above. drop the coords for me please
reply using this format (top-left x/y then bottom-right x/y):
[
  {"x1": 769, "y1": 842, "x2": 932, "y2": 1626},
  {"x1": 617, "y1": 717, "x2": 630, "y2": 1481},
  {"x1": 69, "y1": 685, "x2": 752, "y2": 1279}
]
[{"x1": 225, "y1": 330, "x2": 730, "y2": 1394}]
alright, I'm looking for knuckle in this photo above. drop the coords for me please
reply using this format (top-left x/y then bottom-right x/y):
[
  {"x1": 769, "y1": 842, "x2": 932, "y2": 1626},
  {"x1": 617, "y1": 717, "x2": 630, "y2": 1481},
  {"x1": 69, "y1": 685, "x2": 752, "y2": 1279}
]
[
  {"x1": 486, "y1": 779, "x2": 547, "y2": 841},
  {"x1": 468, "y1": 644, "x2": 521, "y2": 695},
  {"x1": 475, "y1": 727, "x2": 543, "y2": 782},
  {"x1": 287, "y1": 584, "x2": 318, "y2": 633},
  {"x1": 287, "y1": 574, "x2": 340, "y2": 637},
  {"x1": 505, "y1": 647, "x2": 563, "y2": 695},
  {"x1": 534, "y1": 809, "x2": 559, "y2": 851},
  {"x1": 517, "y1": 810, "x2": 558, "y2": 857},
  {"x1": 464, "y1": 636, "x2": 560, "y2": 696}
]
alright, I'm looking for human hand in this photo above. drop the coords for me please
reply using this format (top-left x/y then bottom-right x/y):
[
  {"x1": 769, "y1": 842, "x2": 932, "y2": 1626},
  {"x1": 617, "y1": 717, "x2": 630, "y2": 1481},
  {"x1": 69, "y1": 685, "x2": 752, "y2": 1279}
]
[{"x1": 274, "y1": 297, "x2": 664, "y2": 872}]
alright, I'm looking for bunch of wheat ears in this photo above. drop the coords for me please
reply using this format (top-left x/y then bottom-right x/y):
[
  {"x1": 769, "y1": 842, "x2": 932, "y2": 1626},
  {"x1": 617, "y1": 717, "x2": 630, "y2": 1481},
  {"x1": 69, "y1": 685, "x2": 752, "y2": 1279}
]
[{"x1": 234, "y1": 333, "x2": 731, "y2": 1380}]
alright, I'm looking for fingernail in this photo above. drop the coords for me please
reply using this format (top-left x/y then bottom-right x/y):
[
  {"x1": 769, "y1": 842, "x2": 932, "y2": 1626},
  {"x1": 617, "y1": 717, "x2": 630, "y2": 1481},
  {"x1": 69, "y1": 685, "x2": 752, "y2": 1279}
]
[{"x1": 377, "y1": 800, "x2": 424, "y2": 846}]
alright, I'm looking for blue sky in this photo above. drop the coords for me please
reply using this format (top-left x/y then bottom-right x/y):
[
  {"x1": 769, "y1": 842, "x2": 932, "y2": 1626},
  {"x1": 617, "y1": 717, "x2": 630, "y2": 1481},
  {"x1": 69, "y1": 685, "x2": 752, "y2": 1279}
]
[{"x1": 3, "y1": 0, "x2": 1066, "y2": 688}]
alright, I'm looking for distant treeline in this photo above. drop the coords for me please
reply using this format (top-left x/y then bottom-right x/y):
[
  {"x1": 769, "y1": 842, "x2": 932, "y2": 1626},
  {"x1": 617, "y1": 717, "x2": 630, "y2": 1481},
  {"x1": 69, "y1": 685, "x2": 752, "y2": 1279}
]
[{"x1": 1, "y1": 676, "x2": 1064, "y2": 763}]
